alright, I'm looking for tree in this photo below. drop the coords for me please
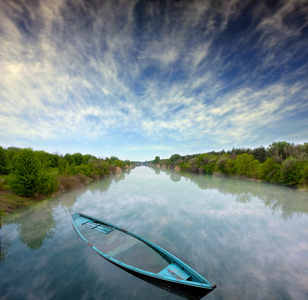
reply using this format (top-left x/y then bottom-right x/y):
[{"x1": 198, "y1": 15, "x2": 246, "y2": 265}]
[
  {"x1": 64, "y1": 153, "x2": 75, "y2": 165},
  {"x1": 153, "y1": 156, "x2": 160, "y2": 164},
  {"x1": 170, "y1": 154, "x2": 181, "y2": 162},
  {"x1": 252, "y1": 146, "x2": 267, "y2": 163},
  {"x1": 10, "y1": 148, "x2": 57, "y2": 197},
  {"x1": 260, "y1": 157, "x2": 280, "y2": 182},
  {"x1": 281, "y1": 157, "x2": 302, "y2": 185},
  {"x1": 235, "y1": 153, "x2": 258, "y2": 177},
  {"x1": 0, "y1": 146, "x2": 9, "y2": 174},
  {"x1": 72, "y1": 153, "x2": 83, "y2": 165},
  {"x1": 267, "y1": 141, "x2": 290, "y2": 160},
  {"x1": 110, "y1": 156, "x2": 119, "y2": 163}
]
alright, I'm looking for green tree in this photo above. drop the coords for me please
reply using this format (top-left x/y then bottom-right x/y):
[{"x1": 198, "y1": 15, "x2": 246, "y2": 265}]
[
  {"x1": 64, "y1": 153, "x2": 75, "y2": 165},
  {"x1": 82, "y1": 154, "x2": 95, "y2": 164},
  {"x1": 170, "y1": 154, "x2": 181, "y2": 163},
  {"x1": 72, "y1": 153, "x2": 83, "y2": 165},
  {"x1": 235, "y1": 153, "x2": 257, "y2": 177},
  {"x1": 0, "y1": 146, "x2": 9, "y2": 174},
  {"x1": 260, "y1": 157, "x2": 281, "y2": 182},
  {"x1": 281, "y1": 157, "x2": 303, "y2": 185},
  {"x1": 252, "y1": 146, "x2": 267, "y2": 163},
  {"x1": 154, "y1": 156, "x2": 160, "y2": 164},
  {"x1": 203, "y1": 155, "x2": 219, "y2": 174},
  {"x1": 216, "y1": 156, "x2": 229, "y2": 174},
  {"x1": 267, "y1": 141, "x2": 290, "y2": 160},
  {"x1": 10, "y1": 148, "x2": 57, "y2": 196},
  {"x1": 302, "y1": 164, "x2": 308, "y2": 186},
  {"x1": 110, "y1": 156, "x2": 119, "y2": 163}
]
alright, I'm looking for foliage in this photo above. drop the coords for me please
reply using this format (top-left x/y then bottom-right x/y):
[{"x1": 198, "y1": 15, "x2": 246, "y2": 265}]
[
  {"x1": 9, "y1": 148, "x2": 57, "y2": 197},
  {"x1": 110, "y1": 156, "x2": 119, "y2": 163},
  {"x1": 154, "y1": 141, "x2": 308, "y2": 187},
  {"x1": 72, "y1": 152, "x2": 83, "y2": 165},
  {"x1": 0, "y1": 146, "x2": 9, "y2": 174},
  {"x1": 260, "y1": 157, "x2": 280, "y2": 182},
  {"x1": 179, "y1": 161, "x2": 191, "y2": 172},
  {"x1": 169, "y1": 154, "x2": 181, "y2": 165},
  {"x1": 302, "y1": 164, "x2": 308, "y2": 186},
  {"x1": 234, "y1": 154, "x2": 258, "y2": 177},
  {"x1": 281, "y1": 157, "x2": 303, "y2": 185},
  {"x1": 252, "y1": 146, "x2": 267, "y2": 163},
  {"x1": 75, "y1": 164, "x2": 93, "y2": 178},
  {"x1": 216, "y1": 156, "x2": 230, "y2": 174},
  {"x1": 153, "y1": 156, "x2": 160, "y2": 164}
]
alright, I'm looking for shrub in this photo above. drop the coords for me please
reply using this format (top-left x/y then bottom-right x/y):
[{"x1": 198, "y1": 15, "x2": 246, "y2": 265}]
[
  {"x1": 75, "y1": 164, "x2": 93, "y2": 177},
  {"x1": 10, "y1": 148, "x2": 57, "y2": 197},
  {"x1": 0, "y1": 146, "x2": 9, "y2": 174},
  {"x1": 281, "y1": 157, "x2": 303, "y2": 185},
  {"x1": 57, "y1": 174, "x2": 88, "y2": 192},
  {"x1": 216, "y1": 156, "x2": 229, "y2": 174},
  {"x1": 179, "y1": 161, "x2": 191, "y2": 172},
  {"x1": 89, "y1": 159, "x2": 109, "y2": 177},
  {"x1": 260, "y1": 157, "x2": 280, "y2": 182},
  {"x1": 234, "y1": 153, "x2": 258, "y2": 177},
  {"x1": 301, "y1": 164, "x2": 308, "y2": 186}
]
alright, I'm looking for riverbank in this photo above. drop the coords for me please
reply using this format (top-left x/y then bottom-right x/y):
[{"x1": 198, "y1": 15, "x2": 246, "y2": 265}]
[
  {"x1": 149, "y1": 163, "x2": 308, "y2": 191},
  {"x1": 0, "y1": 166, "x2": 132, "y2": 217}
]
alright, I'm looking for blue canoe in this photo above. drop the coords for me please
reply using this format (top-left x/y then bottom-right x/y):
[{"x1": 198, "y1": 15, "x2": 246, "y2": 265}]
[{"x1": 71, "y1": 212, "x2": 216, "y2": 299}]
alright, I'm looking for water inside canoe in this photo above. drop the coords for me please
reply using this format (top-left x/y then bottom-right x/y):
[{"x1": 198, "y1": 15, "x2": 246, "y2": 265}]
[{"x1": 77, "y1": 223, "x2": 170, "y2": 274}]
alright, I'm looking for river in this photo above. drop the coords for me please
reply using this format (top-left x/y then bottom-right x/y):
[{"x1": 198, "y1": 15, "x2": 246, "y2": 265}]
[{"x1": 1, "y1": 166, "x2": 308, "y2": 299}]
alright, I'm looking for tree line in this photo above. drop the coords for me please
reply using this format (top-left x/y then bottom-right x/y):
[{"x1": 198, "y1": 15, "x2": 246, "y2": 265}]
[
  {"x1": 151, "y1": 142, "x2": 308, "y2": 187},
  {"x1": 0, "y1": 146, "x2": 134, "y2": 197}
]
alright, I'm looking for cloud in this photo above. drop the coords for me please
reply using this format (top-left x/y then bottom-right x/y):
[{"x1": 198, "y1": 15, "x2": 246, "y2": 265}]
[{"x1": 0, "y1": 0, "x2": 307, "y2": 158}]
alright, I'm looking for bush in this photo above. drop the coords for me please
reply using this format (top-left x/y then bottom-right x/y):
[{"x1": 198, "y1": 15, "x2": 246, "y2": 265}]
[
  {"x1": 10, "y1": 148, "x2": 57, "y2": 197},
  {"x1": 75, "y1": 164, "x2": 93, "y2": 177},
  {"x1": 216, "y1": 156, "x2": 229, "y2": 174},
  {"x1": 179, "y1": 161, "x2": 191, "y2": 172},
  {"x1": 0, "y1": 146, "x2": 9, "y2": 174},
  {"x1": 260, "y1": 157, "x2": 281, "y2": 182},
  {"x1": 89, "y1": 159, "x2": 109, "y2": 177},
  {"x1": 57, "y1": 174, "x2": 88, "y2": 192},
  {"x1": 281, "y1": 157, "x2": 303, "y2": 185},
  {"x1": 234, "y1": 153, "x2": 258, "y2": 177},
  {"x1": 301, "y1": 164, "x2": 308, "y2": 186}
]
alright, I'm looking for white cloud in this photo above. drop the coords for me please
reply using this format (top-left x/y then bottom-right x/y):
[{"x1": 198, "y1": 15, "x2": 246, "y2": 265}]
[{"x1": 0, "y1": 0, "x2": 307, "y2": 157}]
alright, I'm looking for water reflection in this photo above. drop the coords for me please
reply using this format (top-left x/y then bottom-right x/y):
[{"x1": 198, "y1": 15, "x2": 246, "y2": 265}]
[
  {"x1": 157, "y1": 167, "x2": 308, "y2": 218},
  {"x1": 1, "y1": 171, "x2": 130, "y2": 254},
  {"x1": 3, "y1": 200, "x2": 56, "y2": 250},
  {"x1": 1, "y1": 167, "x2": 308, "y2": 300},
  {"x1": 0, "y1": 230, "x2": 9, "y2": 263}
]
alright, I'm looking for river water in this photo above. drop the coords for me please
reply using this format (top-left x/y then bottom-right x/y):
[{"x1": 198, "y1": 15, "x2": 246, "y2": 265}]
[{"x1": 1, "y1": 166, "x2": 308, "y2": 300}]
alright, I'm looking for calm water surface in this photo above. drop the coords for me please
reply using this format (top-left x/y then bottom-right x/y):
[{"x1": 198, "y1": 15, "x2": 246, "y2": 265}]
[{"x1": 1, "y1": 166, "x2": 308, "y2": 299}]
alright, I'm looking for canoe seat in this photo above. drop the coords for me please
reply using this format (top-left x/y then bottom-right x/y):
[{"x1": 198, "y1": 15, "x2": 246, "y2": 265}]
[
  {"x1": 76, "y1": 217, "x2": 114, "y2": 234},
  {"x1": 158, "y1": 263, "x2": 191, "y2": 281}
]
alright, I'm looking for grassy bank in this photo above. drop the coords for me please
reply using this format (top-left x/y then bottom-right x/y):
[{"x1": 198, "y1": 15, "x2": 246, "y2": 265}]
[
  {"x1": 0, "y1": 146, "x2": 136, "y2": 216},
  {"x1": 0, "y1": 173, "x2": 90, "y2": 216},
  {"x1": 0, "y1": 168, "x2": 131, "y2": 217},
  {"x1": 148, "y1": 141, "x2": 308, "y2": 189}
]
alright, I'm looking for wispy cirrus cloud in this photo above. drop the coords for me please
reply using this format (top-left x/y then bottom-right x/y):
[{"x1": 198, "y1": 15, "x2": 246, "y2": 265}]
[{"x1": 0, "y1": 0, "x2": 307, "y2": 160}]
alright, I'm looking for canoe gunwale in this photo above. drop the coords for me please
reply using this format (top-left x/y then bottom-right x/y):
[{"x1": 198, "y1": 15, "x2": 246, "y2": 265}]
[{"x1": 71, "y1": 212, "x2": 215, "y2": 291}]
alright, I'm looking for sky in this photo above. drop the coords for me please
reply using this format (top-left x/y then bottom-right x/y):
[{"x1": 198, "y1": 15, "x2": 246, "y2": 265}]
[{"x1": 0, "y1": 0, "x2": 308, "y2": 161}]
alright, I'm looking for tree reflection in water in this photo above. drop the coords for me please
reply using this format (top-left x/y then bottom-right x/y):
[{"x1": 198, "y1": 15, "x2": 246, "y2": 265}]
[{"x1": 154, "y1": 167, "x2": 308, "y2": 219}]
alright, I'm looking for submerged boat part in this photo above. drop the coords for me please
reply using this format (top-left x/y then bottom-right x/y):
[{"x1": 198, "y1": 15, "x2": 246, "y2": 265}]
[{"x1": 71, "y1": 212, "x2": 216, "y2": 299}]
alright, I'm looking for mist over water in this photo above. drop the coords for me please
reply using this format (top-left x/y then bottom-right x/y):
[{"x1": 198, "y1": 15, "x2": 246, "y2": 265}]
[{"x1": 1, "y1": 166, "x2": 308, "y2": 299}]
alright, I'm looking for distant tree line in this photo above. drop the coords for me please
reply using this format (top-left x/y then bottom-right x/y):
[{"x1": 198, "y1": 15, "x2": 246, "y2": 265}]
[
  {"x1": 0, "y1": 146, "x2": 133, "y2": 197},
  {"x1": 151, "y1": 142, "x2": 308, "y2": 187}
]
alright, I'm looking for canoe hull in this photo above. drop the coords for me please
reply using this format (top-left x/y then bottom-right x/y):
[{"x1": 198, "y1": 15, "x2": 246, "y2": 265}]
[{"x1": 72, "y1": 212, "x2": 216, "y2": 299}]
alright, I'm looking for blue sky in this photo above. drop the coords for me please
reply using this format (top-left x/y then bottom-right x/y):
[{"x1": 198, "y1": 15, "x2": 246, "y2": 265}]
[{"x1": 1, "y1": 0, "x2": 307, "y2": 161}]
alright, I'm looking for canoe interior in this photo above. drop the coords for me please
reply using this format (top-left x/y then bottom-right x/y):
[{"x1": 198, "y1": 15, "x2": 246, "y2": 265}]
[
  {"x1": 78, "y1": 224, "x2": 172, "y2": 273},
  {"x1": 72, "y1": 213, "x2": 216, "y2": 299}
]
